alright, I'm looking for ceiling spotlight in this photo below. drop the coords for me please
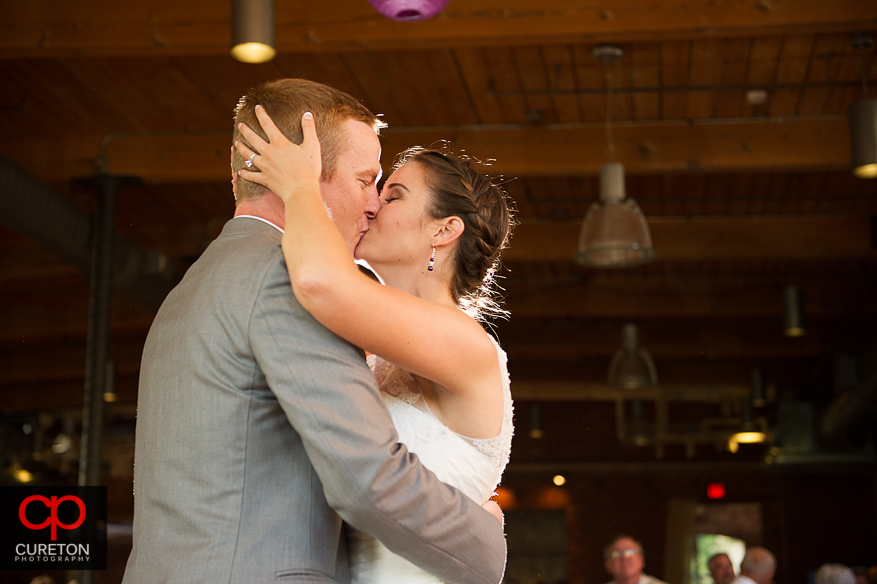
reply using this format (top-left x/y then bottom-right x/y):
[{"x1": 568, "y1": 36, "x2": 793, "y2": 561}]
[
  {"x1": 231, "y1": 0, "x2": 277, "y2": 64},
  {"x1": 783, "y1": 285, "x2": 805, "y2": 337},
  {"x1": 751, "y1": 368, "x2": 766, "y2": 407},
  {"x1": 529, "y1": 403, "x2": 544, "y2": 439},
  {"x1": 849, "y1": 32, "x2": 877, "y2": 178},
  {"x1": 369, "y1": 0, "x2": 451, "y2": 21}
]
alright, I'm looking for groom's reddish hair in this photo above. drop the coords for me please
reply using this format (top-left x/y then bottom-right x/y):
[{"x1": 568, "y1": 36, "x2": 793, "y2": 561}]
[{"x1": 233, "y1": 78, "x2": 383, "y2": 203}]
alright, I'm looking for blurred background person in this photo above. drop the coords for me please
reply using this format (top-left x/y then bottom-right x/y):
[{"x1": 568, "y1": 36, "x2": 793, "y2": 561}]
[
  {"x1": 732, "y1": 547, "x2": 776, "y2": 584},
  {"x1": 603, "y1": 535, "x2": 668, "y2": 584},
  {"x1": 709, "y1": 552, "x2": 737, "y2": 584},
  {"x1": 815, "y1": 564, "x2": 856, "y2": 584}
]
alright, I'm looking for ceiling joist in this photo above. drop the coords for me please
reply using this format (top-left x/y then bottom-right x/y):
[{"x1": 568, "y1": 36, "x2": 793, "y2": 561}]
[
  {"x1": 3, "y1": 0, "x2": 876, "y2": 57},
  {"x1": 2, "y1": 117, "x2": 853, "y2": 184}
]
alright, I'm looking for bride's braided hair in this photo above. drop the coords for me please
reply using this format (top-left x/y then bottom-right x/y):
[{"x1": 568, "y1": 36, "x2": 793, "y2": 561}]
[{"x1": 393, "y1": 146, "x2": 517, "y2": 321}]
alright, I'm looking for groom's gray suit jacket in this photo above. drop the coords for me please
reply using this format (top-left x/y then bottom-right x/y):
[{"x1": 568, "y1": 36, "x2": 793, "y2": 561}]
[{"x1": 122, "y1": 218, "x2": 506, "y2": 584}]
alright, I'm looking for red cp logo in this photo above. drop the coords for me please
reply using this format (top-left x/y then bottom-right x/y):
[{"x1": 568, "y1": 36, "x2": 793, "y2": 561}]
[{"x1": 19, "y1": 495, "x2": 86, "y2": 541}]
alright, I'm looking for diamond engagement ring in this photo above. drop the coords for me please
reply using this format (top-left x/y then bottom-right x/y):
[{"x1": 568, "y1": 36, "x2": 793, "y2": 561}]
[{"x1": 245, "y1": 153, "x2": 257, "y2": 168}]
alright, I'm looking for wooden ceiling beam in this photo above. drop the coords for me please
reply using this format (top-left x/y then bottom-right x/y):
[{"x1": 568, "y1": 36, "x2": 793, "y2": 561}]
[
  {"x1": 496, "y1": 320, "x2": 847, "y2": 359},
  {"x1": 3, "y1": 0, "x2": 875, "y2": 58},
  {"x1": 506, "y1": 216, "x2": 877, "y2": 262},
  {"x1": 503, "y1": 280, "x2": 877, "y2": 319},
  {"x1": 2, "y1": 118, "x2": 854, "y2": 184}
]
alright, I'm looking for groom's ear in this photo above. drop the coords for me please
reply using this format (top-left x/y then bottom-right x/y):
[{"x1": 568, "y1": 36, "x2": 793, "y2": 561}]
[{"x1": 433, "y1": 216, "x2": 464, "y2": 246}]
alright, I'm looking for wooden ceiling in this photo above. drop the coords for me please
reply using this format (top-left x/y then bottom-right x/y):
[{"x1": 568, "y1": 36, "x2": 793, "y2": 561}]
[{"x1": 2, "y1": 0, "x2": 877, "y2": 464}]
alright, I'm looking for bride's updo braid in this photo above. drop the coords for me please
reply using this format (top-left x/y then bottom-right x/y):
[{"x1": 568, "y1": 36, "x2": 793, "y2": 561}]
[{"x1": 393, "y1": 146, "x2": 516, "y2": 320}]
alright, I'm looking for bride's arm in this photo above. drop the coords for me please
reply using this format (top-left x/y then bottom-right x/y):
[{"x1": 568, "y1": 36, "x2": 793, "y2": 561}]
[{"x1": 236, "y1": 108, "x2": 498, "y2": 400}]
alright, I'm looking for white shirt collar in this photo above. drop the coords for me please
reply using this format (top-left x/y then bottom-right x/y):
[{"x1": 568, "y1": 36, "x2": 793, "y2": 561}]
[{"x1": 234, "y1": 215, "x2": 283, "y2": 233}]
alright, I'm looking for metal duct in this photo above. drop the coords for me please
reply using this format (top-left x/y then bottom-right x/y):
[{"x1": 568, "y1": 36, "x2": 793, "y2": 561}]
[{"x1": 0, "y1": 155, "x2": 180, "y2": 312}]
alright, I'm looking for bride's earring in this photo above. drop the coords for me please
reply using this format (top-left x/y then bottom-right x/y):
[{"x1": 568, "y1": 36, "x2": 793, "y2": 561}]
[{"x1": 427, "y1": 244, "x2": 436, "y2": 272}]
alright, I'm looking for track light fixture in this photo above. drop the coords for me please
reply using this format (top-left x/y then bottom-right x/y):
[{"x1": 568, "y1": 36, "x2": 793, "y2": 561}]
[
  {"x1": 783, "y1": 285, "x2": 805, "y2": 337},
  {"x1": 231, "y1": 0, "x2": 277, "y2": 64},
  {"x1": 529, "y1": 403, "x2": 544, "y2": 439},
  {"x1": 849, "y1": 32, "x2": 876, "y2": 178}
]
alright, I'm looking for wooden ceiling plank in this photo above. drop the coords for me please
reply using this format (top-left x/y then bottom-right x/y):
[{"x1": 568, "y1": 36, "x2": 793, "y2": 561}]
[
  {"x1": 660, "y1": 40, "x2": 691, "y2": 120},
  {"x1": 421, "y1": 50, "x2": 481, "y2": 127},
  {"x1": 702, "y1": 173, "x2": 729, "y2": 216},
  {"x1": 504, "y1": 216, "x2": 877, "y2": 262},
  {"x1": 8, "y1": 117, "x2": 851, "y2": 183},
  {"x1": 498, "y1": 321, "x2": 832, "y2": 358},
  {"x1": 5, "y1": 0, "x2": 876, "y2": 57},
  {"x1": 452, "y1": 47, "x2": 505, "y2": 125},
  {"x1": 570, "y1": 44, "x2": 608, "y2": 124},
  {"x1": 512, "y1": 46, "x2": 556, "y2": 124},
  {"x1": 339, "y1": 51, "x2": 407, "y2": 125},
  {"x1": 725, "y1": 173, "x2": 755, "y2": 216},
  {"x1": 387, "y1": 51, "x2": 449, "y2": 127},
  {"x1": 541, "y1": 45, "x2": 583, "y2": 124},
  {"x1": 376, "y1": 51, "x2": 437, "y2": 126},
  {"x1": 628, "y1": 42, "x2": 661, "y2": 121},
  {"x1": 608, "y1": 53, "x2": 634, "y2": 123},
  {"x1": 482, "y1": 46, "x2": 529, "y2": 124},
  {"x1": 796, "y1": 34, "x2": 846, "y2": 116},
  {"x1": 503, "y1": 279, "x2": 877, "y2": 319},
  {"x1": 688, "y1": 39, "x2": 719, "y2": 119},
  {"x1": 769, "y1": 34, "x2": 815, "y2": 116},
  {"x1": 713, "y1": 38, "x2": 751, "y2": 118}
]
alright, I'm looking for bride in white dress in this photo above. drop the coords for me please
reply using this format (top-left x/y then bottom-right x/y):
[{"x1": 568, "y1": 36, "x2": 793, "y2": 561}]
[{"x1": 235, "y1": 107, "x2": 515, "y2": 584}]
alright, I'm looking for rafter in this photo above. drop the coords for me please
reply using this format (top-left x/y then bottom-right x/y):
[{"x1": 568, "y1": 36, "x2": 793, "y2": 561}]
[
  {"x1": 1, "y1": 118, "x2": 854, "y2": 184},
  {"x1": 505, "y1": 216, "x2": 877, "y2": 262},
  {"x1": 3, "y1": 0, "x2": 875, "y2": 58}
]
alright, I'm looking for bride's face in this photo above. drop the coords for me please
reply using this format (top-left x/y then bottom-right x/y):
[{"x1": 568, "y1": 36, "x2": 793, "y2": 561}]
[{"x1": 354, "y1": 162, "x2": 436, "y2": 272}]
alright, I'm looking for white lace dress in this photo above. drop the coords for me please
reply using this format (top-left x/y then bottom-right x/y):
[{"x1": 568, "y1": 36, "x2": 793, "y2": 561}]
[{"x1": 347, "y1": 336, "x2": 514, "y2": 584}]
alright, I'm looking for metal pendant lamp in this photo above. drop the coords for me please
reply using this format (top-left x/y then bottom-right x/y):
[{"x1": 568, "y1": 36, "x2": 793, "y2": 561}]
[
  {"x1": 576, "y1": 162, "x2": 655, "y2": 267},
  {"x1": 849, "y1": 33, "x2": 877, "y2": 179},
  {"x1": 369, "y1": 0, "x2": 451, "y2": 21},
  {"x1": 607, "y1": 323, "x2": 658, "y2": 389},
  {"x1": 231, "y1": 0, "x2": 277, "y2": 64},
  {"x1": 576, "y1": 45, "x2": 655, "y2": 268}
]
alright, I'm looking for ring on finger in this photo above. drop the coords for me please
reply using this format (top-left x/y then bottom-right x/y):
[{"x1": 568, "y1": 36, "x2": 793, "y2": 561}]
[{"x1": 245, "y1": 153, "x2": 257, "y2": 168}]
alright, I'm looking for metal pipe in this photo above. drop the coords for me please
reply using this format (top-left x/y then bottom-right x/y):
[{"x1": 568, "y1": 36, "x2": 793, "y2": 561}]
[
  {"x1": 0, "y1": 155, "x2": 180, "y2": 312},
  {"x1": 77, "y1": 175, "x2": 123, "y2": 584}
]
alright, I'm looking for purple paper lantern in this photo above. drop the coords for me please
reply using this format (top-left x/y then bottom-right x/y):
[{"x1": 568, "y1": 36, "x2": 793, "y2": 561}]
[{"x1": 368, "y1": 0, "x2": 450, "y2": 21}]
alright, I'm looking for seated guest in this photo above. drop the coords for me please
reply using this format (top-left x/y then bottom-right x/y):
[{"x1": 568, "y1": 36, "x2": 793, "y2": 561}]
[
  {"x1": 731, "y1": 547, "x2": 776, "y2": 584},
  {"x1": 815, "y1": 564, "x2": 856, "y2": 584},
  {"x1": 709, "y1": 552, "x2": 736, "y2": 584},
  {"x1": 603, "y1": 535, "x2": 668, "y2": 584}
]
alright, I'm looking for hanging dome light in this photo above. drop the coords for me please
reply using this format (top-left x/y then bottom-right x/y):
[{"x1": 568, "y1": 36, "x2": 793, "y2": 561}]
[
  {"x1": 607, "y1": 323, "x2": 658, "y2": 389},
  {"x1": 576, "y1": 163, "x2": 655, "y2": 268},
  {"x1": 369, "y1": 0, "x2": 451, "y2": 21}
]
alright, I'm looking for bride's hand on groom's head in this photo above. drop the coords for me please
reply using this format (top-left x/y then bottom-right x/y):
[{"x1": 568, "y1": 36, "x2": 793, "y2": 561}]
[
  {"x1": 482, "y1": 499, "x2": 504, "y2": 527},
  {"x1": 235, "y1": 107, "x2": 322, "y2": 204}
]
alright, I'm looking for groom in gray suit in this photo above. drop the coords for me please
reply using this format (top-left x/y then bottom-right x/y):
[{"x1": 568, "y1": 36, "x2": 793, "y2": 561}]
[{"x1": 122, "y1": 78, "x2": 506, "y2": 584}]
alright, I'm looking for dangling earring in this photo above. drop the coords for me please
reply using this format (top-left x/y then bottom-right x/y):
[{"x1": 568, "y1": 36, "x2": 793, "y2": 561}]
[{"x1": 427, "y1": 244, "x2": 436, "y2": 272}]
